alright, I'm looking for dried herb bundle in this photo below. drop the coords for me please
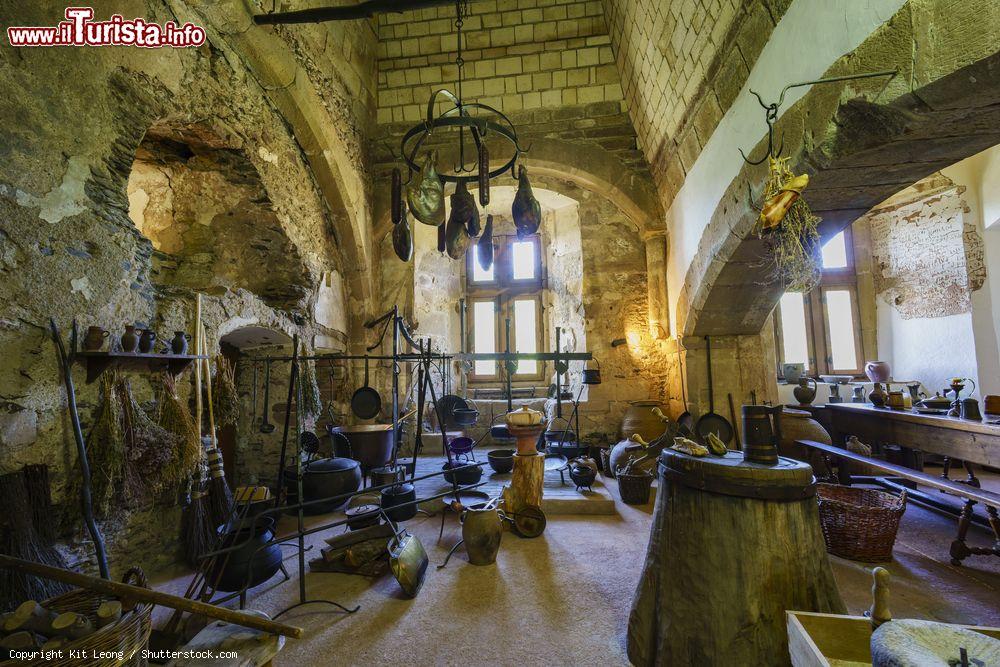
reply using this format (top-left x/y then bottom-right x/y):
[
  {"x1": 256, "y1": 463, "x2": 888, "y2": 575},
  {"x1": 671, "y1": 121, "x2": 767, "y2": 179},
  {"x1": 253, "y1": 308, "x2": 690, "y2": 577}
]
[
  {"x1": 212, "y1": 355, "x2": 239, "y2": 429},
  {"x1": 118, "y1": 378, "x2": 180, "y2": 504},
  {"x1": 156, "y1": 373, "x2": 200, "y2": 480},
  {"x1": 72, "y1": 373, "x2": 124, "y2": 517},
  {"x1": 757, "y1": 157, "x2": 822, "y2": 292}
]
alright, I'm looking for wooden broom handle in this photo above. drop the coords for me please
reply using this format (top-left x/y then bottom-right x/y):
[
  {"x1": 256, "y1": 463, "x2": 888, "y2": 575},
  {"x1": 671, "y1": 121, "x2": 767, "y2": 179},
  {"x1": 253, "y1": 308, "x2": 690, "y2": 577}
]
[
  {"x1": 0, "y1": 554, "x2": 303, "y2": 638},
  {"x1": 194, "y1": 294, "x2": 203, "y2": 435},
  {"x1": 202, "y1": 325, "x2": 215, "y2": 443}
]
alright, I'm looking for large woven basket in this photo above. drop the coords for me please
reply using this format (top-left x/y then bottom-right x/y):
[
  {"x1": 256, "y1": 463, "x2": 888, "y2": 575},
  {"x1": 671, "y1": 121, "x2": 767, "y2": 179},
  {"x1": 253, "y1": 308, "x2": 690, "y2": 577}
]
[
  {"x1": 0, "y1": 567, "x2": 152, "y2": 667},
  {"x1": 616, "y1": 469, "x2": 654, "y2": 505},
  {"x1": 816, "y1": 484, "x2": 906, "y2": 562}
]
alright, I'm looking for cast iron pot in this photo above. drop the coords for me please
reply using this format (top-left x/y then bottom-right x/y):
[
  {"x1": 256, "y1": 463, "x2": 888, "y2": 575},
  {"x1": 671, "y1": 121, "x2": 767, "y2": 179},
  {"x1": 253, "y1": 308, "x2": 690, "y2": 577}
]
[
  {"x1": 283, "y1": 457, "x2": 362, "y2": 515},
  {"x1": 381, "y1": 483, "x2": 417, "y2": 522},
  {"x1": 210, "y1": 516, "x2": 283, "y2": 592},
  {"x1": 345, "y1": 504, "x2": 382, "y2": 531},
  {"x1": 487, "y1": 449, "x2": 515, "y2": 474},
  {"x1": 328, "y1": 424, "x2": 394, "y2": 471},
  {"x1": 442, "y1": 461, "x2": 483, "y2": 485}
]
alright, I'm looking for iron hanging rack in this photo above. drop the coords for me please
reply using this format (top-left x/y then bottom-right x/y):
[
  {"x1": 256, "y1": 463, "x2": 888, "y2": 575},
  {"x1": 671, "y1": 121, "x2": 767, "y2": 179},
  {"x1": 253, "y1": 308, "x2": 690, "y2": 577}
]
[
  {"x1": 254, "y1": 0, "x2": 457, "y2": 24},
  {"x1": 739, "y1": 69, "x2": 898, "y2": 165}
]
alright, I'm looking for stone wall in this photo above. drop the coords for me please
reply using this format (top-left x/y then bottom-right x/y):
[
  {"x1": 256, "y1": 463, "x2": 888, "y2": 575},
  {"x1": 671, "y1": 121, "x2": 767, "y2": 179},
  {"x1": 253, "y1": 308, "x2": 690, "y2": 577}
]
[
  {"x1": 376, "y1": 0, "x2": 618, "y2": 122},
  {"x1": 865, "y1": 175, "x2": 985, "y2": 319},
  {"x1": 601, "y1": 0, "x2": 789, "y2": 209},
  {"x1": 0, "y1": 0, "x2": 376, "y2": 575}
]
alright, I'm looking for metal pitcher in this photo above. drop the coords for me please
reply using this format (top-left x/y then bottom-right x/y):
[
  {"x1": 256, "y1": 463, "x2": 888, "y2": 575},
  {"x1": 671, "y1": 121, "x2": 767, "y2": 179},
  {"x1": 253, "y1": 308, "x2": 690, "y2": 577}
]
[{"x1": 741, "y1": 404, "x2": 782, "y2": 466}]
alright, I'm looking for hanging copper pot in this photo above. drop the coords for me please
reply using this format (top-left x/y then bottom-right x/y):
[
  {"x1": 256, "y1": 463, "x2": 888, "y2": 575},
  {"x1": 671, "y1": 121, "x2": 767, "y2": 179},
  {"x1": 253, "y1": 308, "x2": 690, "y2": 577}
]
[
  {"x1": 392, "y1": 209, "x2": 413, "y2": 262},
  {"x1": 478, "y1": 214, "x2": 494, "y2": 271},
  {"x1": 512, "y1": 164, "x2": 541, "y2": 238},
  {"x1": 407, "y1": 151, "x2": 444, "y2": 226}
]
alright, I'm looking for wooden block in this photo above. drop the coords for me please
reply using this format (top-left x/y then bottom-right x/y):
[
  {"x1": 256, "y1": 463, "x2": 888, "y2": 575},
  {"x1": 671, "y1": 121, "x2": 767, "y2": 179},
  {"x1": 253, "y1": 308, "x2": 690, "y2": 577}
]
[
  {"x1": 4, "y1": 601, "x2": 54, "y2": 635},
  {"x1": 50, "y1": 612, "x2": 94, "y2": 640},
  {"x1": 96, "y1": 600, "x2": 122, "y2": 628}
]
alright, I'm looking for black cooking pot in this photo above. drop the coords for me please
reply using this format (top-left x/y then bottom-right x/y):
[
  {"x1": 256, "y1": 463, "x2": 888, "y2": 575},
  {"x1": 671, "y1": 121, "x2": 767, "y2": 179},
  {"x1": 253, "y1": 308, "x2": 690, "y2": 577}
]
[
  {"x1": 442, "y1": 461, "x2": 483, "y2": 485},
  {"x1": 380, "y1": 483, "x2": 417, "y2": 522},
  {"x1": 487, "y1": 449, "x2": 515, "y2": 474},
  {"x1": 283, "y1": 457, "x2": 362, "y2": 515},
  {"x1": 210, "y1": 517, "x2": 282, "y2": 592},
  {"x1": 345, "y1": 504, "x2": 382, "y2": 531}
]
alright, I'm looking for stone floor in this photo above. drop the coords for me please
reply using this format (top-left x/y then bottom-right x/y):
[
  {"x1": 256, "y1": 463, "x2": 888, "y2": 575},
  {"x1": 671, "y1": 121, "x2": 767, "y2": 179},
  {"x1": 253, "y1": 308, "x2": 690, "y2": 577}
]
[{"x1": 150, "y1": 463, "x2": 1000, "y2": 666}]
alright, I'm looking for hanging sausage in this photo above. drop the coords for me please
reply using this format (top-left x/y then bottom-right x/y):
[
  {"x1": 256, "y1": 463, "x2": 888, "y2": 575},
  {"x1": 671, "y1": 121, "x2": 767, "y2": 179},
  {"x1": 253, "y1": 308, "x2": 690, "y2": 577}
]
[
  {"x1": 511, "y1": 164, "x2": 541, "y2": 239},
  {"x1": 392, "y1": 208, "x2": 413, "y2": 262},
  {"x1": 478, "y1": 141, "x2": 490, "y2": 207}
]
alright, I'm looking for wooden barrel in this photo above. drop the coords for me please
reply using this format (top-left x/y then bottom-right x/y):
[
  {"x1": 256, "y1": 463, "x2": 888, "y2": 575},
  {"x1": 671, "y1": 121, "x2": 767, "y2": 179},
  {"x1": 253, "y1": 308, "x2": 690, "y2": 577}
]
[
  {"x1": 741, "y1": 404, "x2": 781, "y2": 465},
  {"x1": 627, "y1": 449, "x2": 845, "y2": 666}
]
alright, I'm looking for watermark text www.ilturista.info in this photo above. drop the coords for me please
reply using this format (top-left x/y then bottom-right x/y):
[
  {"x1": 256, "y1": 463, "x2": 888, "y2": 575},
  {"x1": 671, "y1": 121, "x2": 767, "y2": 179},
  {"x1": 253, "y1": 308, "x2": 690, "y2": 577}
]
[{"x1": 7, "y1": 7, "x2": 206, "y2": 48}]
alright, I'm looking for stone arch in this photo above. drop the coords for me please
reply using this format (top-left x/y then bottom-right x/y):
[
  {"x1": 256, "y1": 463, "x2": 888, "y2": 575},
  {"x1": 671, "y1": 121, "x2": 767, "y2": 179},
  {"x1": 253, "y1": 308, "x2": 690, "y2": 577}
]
[{"x1": 682, "y1": 50, "x2": 1000, "y2": 338}]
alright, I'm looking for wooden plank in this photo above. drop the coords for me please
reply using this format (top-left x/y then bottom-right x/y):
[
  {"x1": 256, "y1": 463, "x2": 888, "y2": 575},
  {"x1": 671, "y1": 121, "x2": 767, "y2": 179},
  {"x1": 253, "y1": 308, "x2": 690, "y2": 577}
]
[
  {"x1": 796, "y1": 439, "x2": 1000, "y2": 508},
  {"x1": 827, "y1": 403, "x2": 1000, "y2": 437}
]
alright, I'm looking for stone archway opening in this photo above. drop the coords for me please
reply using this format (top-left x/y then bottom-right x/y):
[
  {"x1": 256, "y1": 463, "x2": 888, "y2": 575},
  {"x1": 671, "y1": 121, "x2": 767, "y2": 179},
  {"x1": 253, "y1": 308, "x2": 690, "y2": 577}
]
[{"x1": 126, "y1": 121, "x2": 311, "y2": 310}]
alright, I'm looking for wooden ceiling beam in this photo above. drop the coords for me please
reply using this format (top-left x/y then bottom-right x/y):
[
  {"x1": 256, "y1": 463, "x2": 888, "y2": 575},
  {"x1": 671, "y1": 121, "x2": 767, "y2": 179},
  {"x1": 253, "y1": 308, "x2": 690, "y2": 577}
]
[{"x1": 254, "y1": 0, "x2": 458, "y2": 25}]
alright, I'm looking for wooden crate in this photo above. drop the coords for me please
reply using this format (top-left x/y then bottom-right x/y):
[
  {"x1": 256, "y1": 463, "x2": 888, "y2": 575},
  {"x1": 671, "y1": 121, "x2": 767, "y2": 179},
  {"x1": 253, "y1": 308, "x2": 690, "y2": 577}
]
[{"x1": 787, "y1": 611, "x2": 1000, "y2": 667}]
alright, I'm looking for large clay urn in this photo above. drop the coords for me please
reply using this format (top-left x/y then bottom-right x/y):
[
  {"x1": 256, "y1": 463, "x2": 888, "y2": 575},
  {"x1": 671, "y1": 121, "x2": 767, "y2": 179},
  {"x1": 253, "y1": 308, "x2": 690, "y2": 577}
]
[
  {"x1": 778, "y1": 407, "x2": 833, "y2": 477},
  {"x1": 620, "y1": 400, "x2": 668, "y2": 442}
]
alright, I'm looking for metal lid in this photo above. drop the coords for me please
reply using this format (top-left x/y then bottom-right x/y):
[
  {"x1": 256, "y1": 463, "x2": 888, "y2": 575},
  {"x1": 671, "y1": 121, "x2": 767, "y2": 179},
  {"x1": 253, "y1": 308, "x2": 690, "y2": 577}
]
[{"x1": 298, "y1": 457, "x2": 360, "y2": 474}]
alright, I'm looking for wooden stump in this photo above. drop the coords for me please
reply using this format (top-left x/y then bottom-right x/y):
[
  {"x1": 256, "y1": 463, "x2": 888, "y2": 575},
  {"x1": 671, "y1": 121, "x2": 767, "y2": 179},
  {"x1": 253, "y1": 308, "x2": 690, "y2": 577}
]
[
  {"x1": 504, "y1": 453, "x2": 544, "y2": 513},
  {"x1": 627, "y1": 450, "x2": 845, "y2": 667}
]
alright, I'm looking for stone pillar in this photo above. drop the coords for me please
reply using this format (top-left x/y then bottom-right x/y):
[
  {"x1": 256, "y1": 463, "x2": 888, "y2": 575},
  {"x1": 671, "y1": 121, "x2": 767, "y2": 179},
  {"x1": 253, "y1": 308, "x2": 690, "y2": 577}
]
[{"x1": 643, "y1": 231, "x2": 669, "y2": 340}]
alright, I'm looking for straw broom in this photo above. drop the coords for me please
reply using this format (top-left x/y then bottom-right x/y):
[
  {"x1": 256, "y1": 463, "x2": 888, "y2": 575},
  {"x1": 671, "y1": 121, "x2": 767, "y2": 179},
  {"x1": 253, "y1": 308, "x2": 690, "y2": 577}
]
[
  {"x1": 182, "y1": 294, "x2": 213, "y2": 566},
  {"x1": 203, "y1": 329, "x2": 234, "y2": 527}
]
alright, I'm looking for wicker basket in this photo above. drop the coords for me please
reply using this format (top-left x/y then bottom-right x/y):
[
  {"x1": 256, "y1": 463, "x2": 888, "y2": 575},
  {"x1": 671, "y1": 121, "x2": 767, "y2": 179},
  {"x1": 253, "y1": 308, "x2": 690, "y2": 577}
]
[
  {"x1": 616, "y1": 469, "x2": 654, "y2": 505},
  {"x1": 0, "y1": 568, "x2": 152, "y2": 667},
  {"x1": 600, "y1": 448, "x2": 614, "y2": 478},
  {"x1": 816, "y1": 484, "x2": 906, "y2": 562}
]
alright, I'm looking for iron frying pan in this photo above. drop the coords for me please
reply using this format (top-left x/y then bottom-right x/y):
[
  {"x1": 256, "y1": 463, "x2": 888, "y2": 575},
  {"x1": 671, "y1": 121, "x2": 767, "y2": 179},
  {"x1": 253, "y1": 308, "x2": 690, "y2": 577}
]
[
  {"x1": 695, "y1": 336, "x2": 735, "y2": 445},
  {"x1": 351, "y1": 356, "x2": 382, "y2": 420}
]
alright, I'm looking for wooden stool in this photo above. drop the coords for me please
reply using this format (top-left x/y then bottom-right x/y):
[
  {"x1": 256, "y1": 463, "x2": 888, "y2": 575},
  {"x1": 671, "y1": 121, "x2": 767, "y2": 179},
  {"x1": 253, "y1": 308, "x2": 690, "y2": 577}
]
[{"x1": 628, "y1": 450, "x2": 845, "y2": 666}]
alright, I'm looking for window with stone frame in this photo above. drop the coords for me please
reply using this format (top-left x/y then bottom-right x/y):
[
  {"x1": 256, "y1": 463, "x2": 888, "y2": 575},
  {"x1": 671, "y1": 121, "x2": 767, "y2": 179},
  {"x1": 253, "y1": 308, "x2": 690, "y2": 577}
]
[
  {"x1": 774, "y1": 228, "x2": 865, "y2": 378},
  {"x1": 465, "y1": 234, "x2": 546, "y2": 385}
]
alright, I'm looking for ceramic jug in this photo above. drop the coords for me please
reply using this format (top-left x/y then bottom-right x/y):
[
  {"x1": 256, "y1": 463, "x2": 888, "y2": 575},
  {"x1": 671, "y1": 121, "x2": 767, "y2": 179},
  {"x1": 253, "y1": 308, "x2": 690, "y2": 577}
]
[
  {"x1": 83, "y1": 326, "x2": 109, "y2": 351},
  {"x1": 138, "y1": 329, "x2": 157, "y2": 353},
  {"x1": 792, "y1": 377, "x2": 818, "y2": 405},
  {"x1": 170, "y1": 331, "x2": 191, "y2": 355},
  {"x1": 865, "y1": 361, "x2": 891, "y2": 383},
  {"x1": 462, "y1": 506, "x2": 502, "y2": 566},
  {"x1": 960, "y1": 398, "x2": 982, "y2": 421},
  {"x1": 868, "y1": 382, "x2": 887, "y2": 408},
  {"x1": 121, "y1": 325, "x2": 139, "y2": 353}
]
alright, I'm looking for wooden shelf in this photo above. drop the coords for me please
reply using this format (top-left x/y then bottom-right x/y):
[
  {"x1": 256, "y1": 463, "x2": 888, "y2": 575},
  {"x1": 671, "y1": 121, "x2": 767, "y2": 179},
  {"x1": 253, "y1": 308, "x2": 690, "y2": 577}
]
[{"x1": 74, "y1": 351, "x2": 208, "y2": 384}]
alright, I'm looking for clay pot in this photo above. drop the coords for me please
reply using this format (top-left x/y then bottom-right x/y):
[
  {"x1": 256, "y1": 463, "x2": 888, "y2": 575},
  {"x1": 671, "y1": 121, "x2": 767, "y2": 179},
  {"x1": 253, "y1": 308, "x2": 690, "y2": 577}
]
[
  {"x1": 83, "y1": 326, "x2": 109, "y2": 351},
  {"x1": 620, "y1": 400, "x2": 668, "y2": 442},
  {"x1": 793, "y1": 378, "x2": 818, "y2": 405},
  {"x1": 121, "y1": 325, "x2": 139, "y2": 353},
  {"x1": 170, "y1": 331, "x2": 190, "y2": 355},
  {"x1": 138, "y1": 329, "x2": 157, "y2": 353},
  {"x1": 462, "y1": 506, "x2": 502, "y2": 566},
  {"x1": 608, "y1": 438, "x2": 645, "y2": 478},
  {"x1": 865, "y1": 361, "x2": 891, "y2": 383},
  {"x1": 868, "y1": 382, "x2": 887, "y2": 407},
  {"x1": 778, "y1": 408, "x2": 834, "y2": 477}
]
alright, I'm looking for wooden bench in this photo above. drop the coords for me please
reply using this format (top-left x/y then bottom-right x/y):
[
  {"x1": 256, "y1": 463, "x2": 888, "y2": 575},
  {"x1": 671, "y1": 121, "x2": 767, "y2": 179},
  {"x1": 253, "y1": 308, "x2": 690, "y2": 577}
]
[{"x1": 796, "y1": 439, "x2": 1000, "y2": 565}]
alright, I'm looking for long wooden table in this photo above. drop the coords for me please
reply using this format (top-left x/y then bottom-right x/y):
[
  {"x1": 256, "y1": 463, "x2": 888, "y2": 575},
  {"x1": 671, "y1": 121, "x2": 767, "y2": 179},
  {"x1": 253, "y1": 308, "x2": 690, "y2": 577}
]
[{"x1": 819, "y1": 403, "x2": 1000, "y2": 565}]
